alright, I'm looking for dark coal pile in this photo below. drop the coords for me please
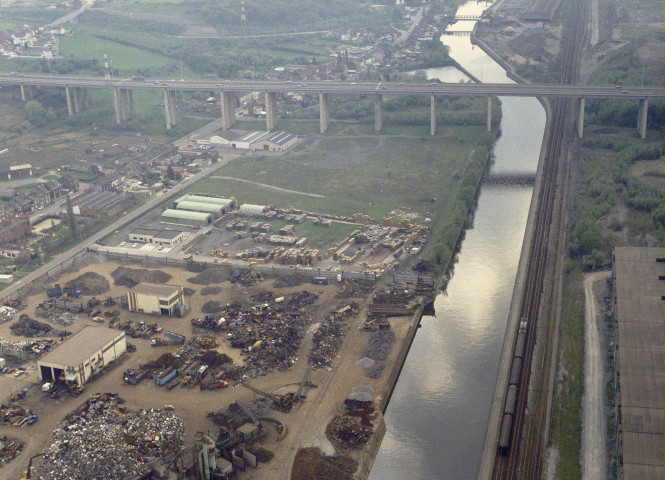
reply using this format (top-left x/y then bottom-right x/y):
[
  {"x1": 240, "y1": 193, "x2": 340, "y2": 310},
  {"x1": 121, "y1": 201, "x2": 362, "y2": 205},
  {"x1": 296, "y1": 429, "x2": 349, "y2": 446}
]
[
  {"x1": 185, "y1": 263, "x2": 207, "y2": 273},
  {"x1": 230, "y1": 270, "x2": 262, "y2": 287},
  {"x1": 201, "y1": 301, "x2": 224, "y2": 314},
  {"x1": 273, "y1": 274, "x2": 306, "y2": 288},
  {"x1": 65, "y1": 272, "x2": 110, "y2": 295},
  {"x1": 365, "y1": 362, "x2": 385, "y2": 379},
  {"x1": 34, "y1": 393, "x2": 184, "y2": 480},
  {"x1": 183, "y1": 287, "x2": 196, "y2": 296},
  {"x1": 10, "y1": 314, "x2": 69, "y2": 338},
  {"x1": 200, "y1": 286, "x2": 222, "y2": 296},
  {"x1": 291, "y1": 448, "x2": 356, "y2": 480},
  {"x1": 187, "y1": 267, "x2": 228, "y2": 285},
  {"x1": 250, "y1": 291, "x2": 274, "y2": 303},
  {"x1": 111, "y1": 267, "x2": 171, "y2": 288},
  {"x1": 360, "y1": 330, "x2": 394, "y2": 362}
]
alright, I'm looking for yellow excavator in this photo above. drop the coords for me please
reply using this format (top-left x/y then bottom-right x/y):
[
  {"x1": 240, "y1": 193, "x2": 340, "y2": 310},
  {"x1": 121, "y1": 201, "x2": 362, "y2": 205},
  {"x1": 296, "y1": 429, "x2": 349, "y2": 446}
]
[{"x1": 20, "y1": 453, "x2": 44, "y2": 480}]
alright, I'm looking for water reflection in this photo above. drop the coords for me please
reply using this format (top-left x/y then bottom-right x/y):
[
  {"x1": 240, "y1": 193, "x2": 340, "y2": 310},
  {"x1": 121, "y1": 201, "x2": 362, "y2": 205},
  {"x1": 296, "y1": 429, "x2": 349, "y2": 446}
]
[{"x1": 369, "y1": 0, "x2": 545, "y2": 477}]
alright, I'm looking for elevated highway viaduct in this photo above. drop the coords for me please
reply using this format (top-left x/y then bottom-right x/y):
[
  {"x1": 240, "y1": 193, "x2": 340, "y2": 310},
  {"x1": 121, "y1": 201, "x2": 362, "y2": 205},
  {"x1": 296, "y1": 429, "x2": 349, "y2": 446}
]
[{"x1": 1, "y1": 72, "x2": 662, "y2": 138}]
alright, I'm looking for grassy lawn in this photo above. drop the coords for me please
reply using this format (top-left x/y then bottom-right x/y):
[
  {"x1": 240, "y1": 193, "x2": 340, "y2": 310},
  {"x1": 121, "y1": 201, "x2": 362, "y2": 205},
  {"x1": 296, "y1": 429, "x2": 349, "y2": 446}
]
[
  {"x1": 551, "y1": 265, "x2": 584, "y2": 480},
  {"x1": 190, "y1": 125, "x2": 489, "y2": 221},
  {"x1": 59, "y1": 34, "x2": 172, "y2": 72}
]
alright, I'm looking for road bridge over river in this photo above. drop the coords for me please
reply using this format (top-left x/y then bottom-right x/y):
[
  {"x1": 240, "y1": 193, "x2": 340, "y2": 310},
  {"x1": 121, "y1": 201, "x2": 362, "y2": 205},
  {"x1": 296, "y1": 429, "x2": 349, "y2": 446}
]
[{"x1": 1, "y1": 73, "x2": 662, "y2": 137}]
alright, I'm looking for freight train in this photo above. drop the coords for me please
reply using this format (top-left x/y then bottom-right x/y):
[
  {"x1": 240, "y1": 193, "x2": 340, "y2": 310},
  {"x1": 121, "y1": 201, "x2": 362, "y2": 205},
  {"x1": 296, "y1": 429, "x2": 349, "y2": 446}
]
[{"x1": 497, "y1": 317, "x2": 528, "y2": 456}]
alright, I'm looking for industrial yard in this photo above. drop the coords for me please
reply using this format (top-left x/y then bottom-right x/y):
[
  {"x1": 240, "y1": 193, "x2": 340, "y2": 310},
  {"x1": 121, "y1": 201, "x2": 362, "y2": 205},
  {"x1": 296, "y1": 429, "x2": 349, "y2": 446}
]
[{"x1": 0, "y1": 247, "x2": 427, "y2": 479}]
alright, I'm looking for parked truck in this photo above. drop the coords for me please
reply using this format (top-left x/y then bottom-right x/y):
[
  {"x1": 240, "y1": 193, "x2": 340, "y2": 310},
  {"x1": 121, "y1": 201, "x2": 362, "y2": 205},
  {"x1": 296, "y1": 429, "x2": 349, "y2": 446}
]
[
  {"x1": 46, "y1": 284, "x2": 62, "y2": 298},
  {"x1": 63, "y1": 287, "x2": 82, "y2": 298}
]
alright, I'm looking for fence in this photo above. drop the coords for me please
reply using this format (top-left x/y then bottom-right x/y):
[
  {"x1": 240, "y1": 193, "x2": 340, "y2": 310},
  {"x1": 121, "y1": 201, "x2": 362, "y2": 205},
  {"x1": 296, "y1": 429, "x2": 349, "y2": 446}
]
[{"x1": 91, "y1": 246, "x2": 383, "y2": 283}]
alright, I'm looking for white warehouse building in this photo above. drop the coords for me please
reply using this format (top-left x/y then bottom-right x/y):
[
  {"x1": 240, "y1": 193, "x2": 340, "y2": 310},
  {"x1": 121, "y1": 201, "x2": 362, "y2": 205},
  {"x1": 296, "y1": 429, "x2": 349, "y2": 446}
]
[{"x1": 38, "y1": 326, "x2": 127, "y2": 386}]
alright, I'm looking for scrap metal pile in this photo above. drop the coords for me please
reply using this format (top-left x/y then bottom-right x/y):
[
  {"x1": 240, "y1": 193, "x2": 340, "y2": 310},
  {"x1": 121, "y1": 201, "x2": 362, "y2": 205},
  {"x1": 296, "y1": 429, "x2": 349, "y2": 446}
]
[
  {"x1": 336, "y1": 280, "x2": 375, "y2": 299},
  {"x1": 229, "y1": 270, "x2": 263, "y2": 287},
  {"x1": 309, "y1": 303, "x2": 358, "y2": 369},
  {"x1": 326, "y1": 412, "x2": 374, "y2": 450},
  {"x1": 33, "y1": 393, "x2": 184, "y2": 480},
  {"x1": 0, "y1": 436, "x2": 23, "y2": 466},
  {"x1": 0, "y1": 404, "x2": 36, "y2": 427},
  {"x1": 0, "y1": 338, "x2": 55, "y2": 357},
  {"x1": 0, "y1": 305, "x2": 17, "y2": 324},
  {"x1": 10, "y1": 314, "x2": 70, "y2": 338},
  {"x1": 225, "y1": 290, "x2": 319, "y2": 377},
  {"x1": 367, "y1": 287, "x2": 418, "y2": 316}
]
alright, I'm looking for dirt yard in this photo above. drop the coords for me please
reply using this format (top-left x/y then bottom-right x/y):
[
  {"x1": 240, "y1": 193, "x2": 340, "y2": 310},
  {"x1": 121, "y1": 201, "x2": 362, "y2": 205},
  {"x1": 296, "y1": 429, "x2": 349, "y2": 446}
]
[{"x1": 0, "y1": 255, "x2": 418, "y2": 480}]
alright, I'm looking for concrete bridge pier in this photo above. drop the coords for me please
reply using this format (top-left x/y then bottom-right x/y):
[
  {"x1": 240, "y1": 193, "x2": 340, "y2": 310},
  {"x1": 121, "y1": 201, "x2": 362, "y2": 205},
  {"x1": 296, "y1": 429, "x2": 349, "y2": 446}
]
[
  {"x1": 113, "y1": 88, "x2": 122, "y2": 124},
  {"x1": 72, "y1": 87, "x2": 80, "y2": 113},
  {"x1": 20, "y1": 84, "x2": 26, "y2": 102},
  {"x1": 128, "y1": 89, "x2": 134, "y2": 119},
  {"x1": 65, "y1": 86, "x2": 74, "y2": 116},
  {"x1": 374, "y1": 94, "x2": 383, "y2": 132},
  {"x1": 319, "y1": 93, "x2": 330, "y2": 133},
  {"x1": 486, "y1": 96, "x2": 492, "y2": 132},
  {"x1": 430, "y1": 94, "x2": 436, "y2": 136},
  {"x1": 163, "y1": 89, "x2": 172, "y2": 130},
  {"x1": 637, "y1": 98, "x2": 648, "y2": 139},
  {"x1": 265, "y1": 92, "x2": 277, "y2": 131},
  {"x1": 220, "y1": 91, "x2": 235, "y2": 130},
  {"x1": 577, "y1": 97, "x2": 585, "y2": 138}
]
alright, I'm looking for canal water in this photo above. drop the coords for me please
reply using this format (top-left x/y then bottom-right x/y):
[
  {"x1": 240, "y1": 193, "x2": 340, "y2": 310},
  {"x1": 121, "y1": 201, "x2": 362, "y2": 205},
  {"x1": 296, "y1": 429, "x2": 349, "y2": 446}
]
[{"x1": 369, "y1": 2, "x2": 546, "y2": 479}]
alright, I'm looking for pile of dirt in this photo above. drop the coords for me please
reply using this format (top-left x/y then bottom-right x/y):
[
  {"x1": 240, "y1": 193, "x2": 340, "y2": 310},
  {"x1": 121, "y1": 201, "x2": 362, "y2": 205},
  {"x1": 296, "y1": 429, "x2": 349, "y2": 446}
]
[
  {"x1": 272, "y1": 274, "x2": 306, "y2": 288},
  {"x1": 291, "y1": 448, "x2": 356, "y2": 480},
  {"x1": 200, "y1": 286, "x2": 222, "y2": 296},
  {"x1": 201, "y1": 301, "x2": 224, "y2": 314},
  {"x1": 185, "y1": 263, "x2": 207, "y2": 273},
  {"x1": 65, "y1": 272, "x2": 110, "y2": 295},
  {"x1": 187, "y1": 268, "x2": 228, "y2": 285},
  {"x1": 111, "y1": 267, "x2": 171, "y2": 288}
]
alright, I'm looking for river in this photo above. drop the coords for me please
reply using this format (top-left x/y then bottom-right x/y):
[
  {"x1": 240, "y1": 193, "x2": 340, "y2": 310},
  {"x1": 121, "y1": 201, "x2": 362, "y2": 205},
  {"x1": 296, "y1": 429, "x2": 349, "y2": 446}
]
[{"x1": 369, "y1": 2, "x2": 546, "y2": 479}]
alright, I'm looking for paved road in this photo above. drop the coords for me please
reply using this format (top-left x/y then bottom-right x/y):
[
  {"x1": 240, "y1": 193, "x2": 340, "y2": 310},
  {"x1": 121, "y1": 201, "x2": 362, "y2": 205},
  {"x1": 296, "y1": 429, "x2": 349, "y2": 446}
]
[
  {"x1": 582, "y1": 270, "x2": 611, "y2": 480},
  {"x1": 0, "y1": 162, "x2": 222, "y2": 301},
  {"x1": 1, "y1": 72, "x2": 663, "y2": 99}
]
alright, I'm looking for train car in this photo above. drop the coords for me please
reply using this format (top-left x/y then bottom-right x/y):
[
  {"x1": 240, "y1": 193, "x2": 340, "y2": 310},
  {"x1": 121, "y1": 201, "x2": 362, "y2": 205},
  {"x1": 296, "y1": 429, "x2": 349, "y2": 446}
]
[
  {"x1": 504, "y1": 384, "x2": 518, "y2": 416},
  {"x1": 514, "y1": 331, "x2": 526, "y2": 359},
  {"x1": 509, "y1": 357, "x2": 522, "y2": 386},
  {"x1": 519, "y1": 316, "x2": 528, "y2": 334},
  {"x1": 497, "y1": 413, "x2": 513, "y2": 456}
]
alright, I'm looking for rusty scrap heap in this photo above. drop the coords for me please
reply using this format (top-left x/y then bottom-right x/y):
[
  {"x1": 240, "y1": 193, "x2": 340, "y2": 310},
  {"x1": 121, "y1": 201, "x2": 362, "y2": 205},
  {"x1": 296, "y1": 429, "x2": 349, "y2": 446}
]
[
  {"x1": 309, "y1": 303, "x2": 359, "y2": 369},
  {"x1": 34, "y1": 393, "x2": 184, "y2": 480}
]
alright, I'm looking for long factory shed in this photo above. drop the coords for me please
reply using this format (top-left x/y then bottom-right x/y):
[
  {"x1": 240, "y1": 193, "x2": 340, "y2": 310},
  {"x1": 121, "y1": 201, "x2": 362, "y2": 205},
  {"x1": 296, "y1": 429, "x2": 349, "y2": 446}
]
[
  {"x1": 174, "y1": 200, "x2": 226, "y2": 216},
  {"x1": 161, "y1": 209, "x2": 212, "y2": 227},
  {"x1": 174, "y1": 195, "x2": 236, "y2": 210}
]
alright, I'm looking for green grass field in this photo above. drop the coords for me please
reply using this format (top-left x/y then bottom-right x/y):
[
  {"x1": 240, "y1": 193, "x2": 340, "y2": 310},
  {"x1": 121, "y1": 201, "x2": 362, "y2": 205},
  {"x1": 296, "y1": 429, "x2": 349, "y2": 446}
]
[
  {"x1": 190, "y1": 125, "x2": 488, "y2": 221},
  {"x1": 59, "y1": 34, "x2": 172, "y2": 72}
]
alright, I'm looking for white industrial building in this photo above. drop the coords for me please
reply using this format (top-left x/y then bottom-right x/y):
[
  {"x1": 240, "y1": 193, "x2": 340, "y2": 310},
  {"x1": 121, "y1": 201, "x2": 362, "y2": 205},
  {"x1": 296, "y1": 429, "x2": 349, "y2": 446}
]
[
  {"x1": 127, "y1": 283, "x2": 185, "y2": 316},
  {"x1": 128, "y1": 228, "x2": 187, "y2": 247},
  {"x1": 202, "y1": 130, "x2": 297, "y2": 152},
  {"x1": 38, "y1": 326, "x2": 127, "y2": 386}
]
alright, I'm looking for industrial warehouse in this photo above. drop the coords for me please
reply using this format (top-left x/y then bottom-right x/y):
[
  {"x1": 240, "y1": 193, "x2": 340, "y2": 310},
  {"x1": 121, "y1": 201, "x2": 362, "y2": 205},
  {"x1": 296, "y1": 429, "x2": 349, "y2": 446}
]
[
  {"x1": 126, "y1": 283, "x2": 186, "y2": 316},
  {"x1": 37, "y1": 326, "x2": 127, "y2": 386}
]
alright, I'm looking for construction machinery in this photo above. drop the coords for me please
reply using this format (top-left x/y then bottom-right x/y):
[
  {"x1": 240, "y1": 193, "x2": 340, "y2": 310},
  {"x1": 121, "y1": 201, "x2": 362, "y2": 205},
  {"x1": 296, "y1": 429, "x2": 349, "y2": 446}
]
[
  {"x1": 241, "y1": 366, "x2": 314, "y2": 412},
  {"x1": 20, "y1": 453, "x2": 44, "y2": 479}
]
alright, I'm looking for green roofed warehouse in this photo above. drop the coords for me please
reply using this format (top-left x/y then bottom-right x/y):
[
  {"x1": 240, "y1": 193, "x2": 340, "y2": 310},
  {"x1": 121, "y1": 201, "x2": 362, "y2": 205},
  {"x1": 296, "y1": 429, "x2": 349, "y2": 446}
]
[{"x1": 161, "y1": 209, "x2": 211, "y2": 227}]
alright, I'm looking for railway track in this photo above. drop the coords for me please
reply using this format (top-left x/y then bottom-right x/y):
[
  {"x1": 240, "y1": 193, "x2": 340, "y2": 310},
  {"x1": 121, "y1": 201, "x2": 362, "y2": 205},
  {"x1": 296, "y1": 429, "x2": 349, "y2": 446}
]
[{"x1": 490, "y1": 0, "x2": 589, "y2": 478}]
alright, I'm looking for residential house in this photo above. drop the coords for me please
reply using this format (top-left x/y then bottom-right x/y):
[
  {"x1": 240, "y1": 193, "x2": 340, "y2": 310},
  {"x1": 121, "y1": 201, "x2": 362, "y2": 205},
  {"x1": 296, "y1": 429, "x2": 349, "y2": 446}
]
[{"x1": 57, "y1": 173, "x2": 79, "y2": 192}]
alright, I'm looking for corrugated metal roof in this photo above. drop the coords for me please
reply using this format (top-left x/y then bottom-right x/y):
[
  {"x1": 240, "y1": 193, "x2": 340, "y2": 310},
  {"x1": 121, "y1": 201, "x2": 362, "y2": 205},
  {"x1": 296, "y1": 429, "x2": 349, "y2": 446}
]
[
  {"x1": 183, "y1": 195, "x2": 235, "y2": 207},
  {"x1": 175, "y1": 200, "x2": 224, "y2": 214},
  {"x1": 239, "y1": 204, "x2": 266, "y2": 215},
  {"x1": 614, "y1": 247, "x2": 665, "y2": 479},
  {"x1": 161, "y1": 209, "x2": 211, "y2": 221},
  {"x1": 39, "y1": 326, "x2": 125, "y2": 368}
]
